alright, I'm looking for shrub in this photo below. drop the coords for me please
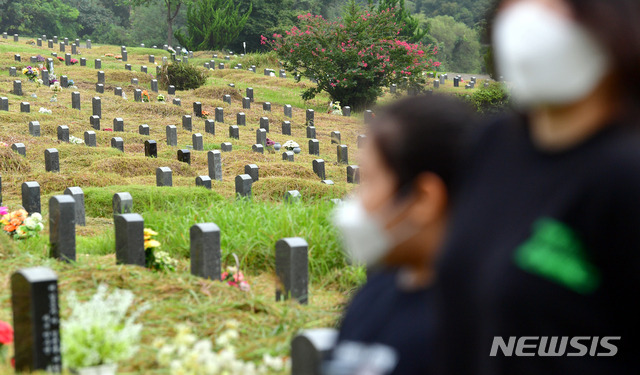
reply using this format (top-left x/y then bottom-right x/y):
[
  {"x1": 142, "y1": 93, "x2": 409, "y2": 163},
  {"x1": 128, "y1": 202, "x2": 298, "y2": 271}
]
[
  {"x1": 264, "y1": 3, "x2": 439, "y2": 110},
  {"x1": 158, "y1": 62, "x2": 207, "y2": 91},
  {"x1": 461, "y1": 81, "x2": 511, "y2": 115}
]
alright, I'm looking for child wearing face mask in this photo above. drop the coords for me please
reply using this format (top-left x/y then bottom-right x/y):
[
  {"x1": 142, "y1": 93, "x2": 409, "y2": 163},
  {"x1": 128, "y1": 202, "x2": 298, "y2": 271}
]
[
  {"x1": 327, "y1": 95, "x2": 477, "y2": 375},
  {"x1": 435, "y1": 0, "x2": 640, "y2": 374}
]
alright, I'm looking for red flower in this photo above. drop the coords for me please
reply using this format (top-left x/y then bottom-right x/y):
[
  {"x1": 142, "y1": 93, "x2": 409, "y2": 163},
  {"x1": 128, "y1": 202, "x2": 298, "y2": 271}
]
[{"x1": 0, "y1": 320, "x2": 14, "y2": 345}]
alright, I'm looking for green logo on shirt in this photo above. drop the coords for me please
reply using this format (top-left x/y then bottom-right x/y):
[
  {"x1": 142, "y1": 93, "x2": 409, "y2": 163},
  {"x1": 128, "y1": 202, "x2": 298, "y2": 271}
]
[{"x1": 514, "y1": 218, "x2": 601, "y2": 294}]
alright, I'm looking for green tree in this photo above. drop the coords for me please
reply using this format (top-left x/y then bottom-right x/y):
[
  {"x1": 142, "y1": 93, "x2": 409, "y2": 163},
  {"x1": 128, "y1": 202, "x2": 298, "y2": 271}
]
[
  {"x1": 229, "y1": 0, "x2": 298, "y2": 53},
  {"x1": 174, "y1": 0, "x2": 252, "y2": 51},
  {"x1": 377, "y1": 0, "x2": 427, "y2": 43},
  {"x1": 0, "y1": 0, "x2": 79, "y2": 37},
  {"x1": 124, "y1": 0, "x2": 190, "y2": 47},
  {"x1": 427, "y1": 15, "x2": 481, "y2": 73}
]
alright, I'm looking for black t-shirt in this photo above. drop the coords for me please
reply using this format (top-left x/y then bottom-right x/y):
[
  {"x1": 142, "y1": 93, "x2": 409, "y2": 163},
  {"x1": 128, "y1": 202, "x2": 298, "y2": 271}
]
[
  {"x1": 435, "y1": 116, "x2": 640, "y2": 375},
  {"x1": 336, "y1": 269, "x2": 435, "y2": 375}
]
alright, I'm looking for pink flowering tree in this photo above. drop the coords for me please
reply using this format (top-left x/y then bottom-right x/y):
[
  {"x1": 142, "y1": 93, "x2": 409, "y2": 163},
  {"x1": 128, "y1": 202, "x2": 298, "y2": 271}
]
[{"x1": 263, "y1": 7, "x2": 439, "y2": 110}]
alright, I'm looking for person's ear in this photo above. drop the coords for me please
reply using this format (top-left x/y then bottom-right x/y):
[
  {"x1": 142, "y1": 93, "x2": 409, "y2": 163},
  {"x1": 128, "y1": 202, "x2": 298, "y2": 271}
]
[{"x1": 407, "y1": 172, "x2": 449, "y2": 227}]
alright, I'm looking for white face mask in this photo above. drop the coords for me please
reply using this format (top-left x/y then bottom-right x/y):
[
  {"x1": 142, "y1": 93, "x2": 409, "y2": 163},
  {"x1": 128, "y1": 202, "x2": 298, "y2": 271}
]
[
  {"x1": 332, "y1": 197, "x2": 418, "y2": 267},
  {"x1": 493, "y1": 2, "x2": 611, "y2": 108}
]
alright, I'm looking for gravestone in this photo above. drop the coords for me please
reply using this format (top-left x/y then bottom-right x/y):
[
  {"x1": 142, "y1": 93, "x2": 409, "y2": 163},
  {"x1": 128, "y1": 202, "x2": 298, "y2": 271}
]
[
  {"x1": 282, "y1": 121, "x2": 291, "y2": 135},
  {"x1": 60, "y1": 76, "x2": 68, "y2": 88},
  {"x1": 114, "y1": 87, "x2": 123, "y2": 96},
  {"x1": 282, "y1": 151, "x2": 294, "y2": 162},
  {"x1": 71, "y1": 92, "x2": 81, "y2": 110},
  {"x1": 20, "y1": 102, "x2": 30, "y2": 113},
  {"x1": 285, "y1": 190, "x2": 301, "y2": 204},
  {"x1": 168, "y1": 85, "x2": 176, "y2": 95},
  {"x1": 263, "y1": 102, "x2": 271, "y2": 112},
  {"x1": 364, "y1": 110, "x2": 374, "y2": 124},
  {"x1": 337, "y1": 145, "x2": 349, "y2": 164},
  {"x1": 48, "y1": 40, "x2": 53, "y2": 48},
  {"x1": 64, "y1": 53, "x2": 71, "y2": 66},
  {"x1": 96, "y1": 84, "x2": 104, "y2": 93},
  {"x1": 275, "y1": 237, "x2": 309, "y2": 304},
  {"x1": 111, "y1": 137, "x2": 124, "y2": 152},
  {"x1": 131, "y1": 77, "x2": 138, "y2": 85},
  {"x1": 192, "y1": 133, "x2": 203, "y2": 151},
  {"x1": 229, "y1": 125, "x2": 239, "y2": 139},
  {"x1": 205, "y1": 119, "x2": 215, "y2": 135},
  {"x1": 306, "y1": 109, "x2": 314, "y2": 125},
  {"x1": 284, "y1": 104, "x2": 292, "y2": 118},
  {"x1": 236, "y1": 112, "x2": 246, "y2": 126},
  {"x1": 156, "y1": 167, "x2": 173, "y2": 187},
  {"x1": 126, "y1": 64, "x2": 132, "y2": 71},
  {"x1": 45, "y1": 149, "x2": 60, "y2": 172},
  {"x1": 440, "y1": 75, "x2": 445, "y2": 85},
  {"x1": 434, "y1": 80, "x2": 440, "y2": 89},
  {"x1": 134, "y1": 89, "x2": 142, "y2": 102},
  {"x1": 245, "y1": 164, "x2": 259, "y2": 182},
  {"x1": 80, "y1": 58, "x2": 86, "y2": 66},
  {"x1": 9, "y1": 67, "x2": 16, "y2": 77},
  {"x1": 95, "y1": 59, "x2": 102, "y2": 69},
  {"x1": 64, "y1": 187, "x2": 85, "y2": 226},
  {"x1": 14, "y1": 80, "x2": 22, "y2": 95},
  {"x1": 166, "y1": 125, "x2": 177, "y2": 146},
  {"x1": 221, "y1": 142, "x2": 232, "y2": 152},
  {"x1": 252, "y1": 144, "x2": 264, "y2": 154},
  {"x1": 11, "y1": 267, "x2": 62, "y2": 373},
  {"x1": 90, "y1": 115, "x2": 100, "y2": 130},
  {"x1": 256, "y1": 128, "x2": 267, "y2": 145},
  {"x1": 149, "y1": 55, "x2": 155, "y2": 63},
  {"x1": 357, "y1": 134, "x2": 367, "y2": 148},
  {"x1": 92, "y1": 97, "x2": 101, "y2": 118},
  {"x1": 42, "y1": 70, "x2": 49, "y2": 86},
  {"x1": 235, "y1": 174, "x2": 252, "y2": 198},
  {"x1": 49, "y1": 195, "x2": 76, "y2": 262},
  {"x1": 312, "y1": 159, "x2": 325, "y2": 180},
  {"x1": 115, "y1": 214, "x2": 145, "y2": 266},
  {"x1": 195, "y1": 176, "x2": 212, "y2": 190},
  {"x1": 29, "y1": 121, "x2": 41, "y2": 136},
  {"x1": 306, "y1": 126, "x2": 316, "y2": 139},
  {"x1": 84, "y1": 131, "x2": 96, "y2": 147},
  {"x1": 22, "y1": 182, "x2": 41, "y2": 214},
  {"x1": 190, "y1": 223, "x2": 221, "y2": 280},
  {"x1": 97, "y1": 71, "x2": 105, "y2": 83},
  {"x1": 57, "y1": 126, "x2": 69, "y2": 142},
  {"x1": 172, "y1": 98, "x2": 181, "y2": 106},
  {"x1": 86, "y1": 39, "x2": 91, "y2": 49},
  {"x1": 242, "y1": 97, "x2": 251, "y2": 109},
  {"x1": 151, "y1": 79, "x2": 158, "y2": 92},
  {"x1": 259, "y1": 117, "x2": 270, "y2": 132},
  {"x1": 309, "y1": 139, "x2": 320, "y2": 155},
  {"x1": 182, "y1": 115, "x2": 192, "y2": 131},
  {"x1": 53, "y1": 36, "x2": 57, "y2": 43},
  {"x1": 178, "y1": 149, "x2": 191, "y2": 165},
  {"x1": 139, "y1": 124, "x2": 150, "y2": 135},
  {"x1": 330, "y1": 131, "x2": 341, "y2": 144},
  {"x1": 144, "y1": 140, "x2": 157, "y2": 158},
  {"x1": 112, "y1": 192, "x2": 133, "y2": 216},
  {"x1": 14, "y1": 54, "x2": 20, "y2": 62},
  {"x1": 390, "y1": 83, "x2": 397, "y2": 93},
  {"x1": 347, "y1": 165, "x2": 360, "y2": 184},
  {"x1": 207, "y1": 150, "x2": 224, "y2": 181},
  {"x1": 219, "y1": 63, "x2": 224, "y2": 69},
  {"x1": 193, "y1": 102, "x2": 202, "y2": 117},
  {"x1": 215, "y1": 107, "x2": 224, "y2": 123},
  {"x1": 291, "y1": 329, "x2": 339, "y2": 375},
  {"x1": 223, "y1": 95, "x2": 231, "y2": 104},
  {"x1": 11, "y1": 143, "x2": 26, "y2": 156},
  {"x1": 113, "y1": 118, "x2": 124, "y2": 132},
  {"x1": 0, "y1": 97, "x2": 7, "y2": 111}
]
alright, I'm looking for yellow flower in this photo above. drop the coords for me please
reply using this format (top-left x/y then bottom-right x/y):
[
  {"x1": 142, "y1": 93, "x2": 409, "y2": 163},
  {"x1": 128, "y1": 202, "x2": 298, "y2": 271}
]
[
  {"x1": 145, "y1": 239, "x2": 161, "y2": 249},
  {"x1": 144, "y1": 228, "x2": 158, "y2": 236}
]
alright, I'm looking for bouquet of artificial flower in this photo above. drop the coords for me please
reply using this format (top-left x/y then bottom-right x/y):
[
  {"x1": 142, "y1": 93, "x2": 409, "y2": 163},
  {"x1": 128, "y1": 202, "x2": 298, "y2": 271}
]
[
  {"x1": 282, "y1": 140, "x2": 299, "y2": 151},
  {"x1": 69, "y1": 135, "x2": 84, "y2": 145},
  {"x1": 221, "y1": 254, "x2": 250, "y2": 291},
  {"x1": 144, "y1": 228, "x2": 177, "y2": 272},
  {"x1": 0, "y1": 320, "x2": 13, "y2": 367},
  {"x1": 22, "y1": 66, "x2": 39, "y2": 81},
  {"x1": 328, "y1": 101, "x2": 343, "y2": 115},
  {"x1": 141, "y1": 90, "x2": 150, "y2": 103},
  {"x1": 1, "y1": 208, "x2": 44, "y2": 239},
  {"x1": 157, "y1": 94, "x2": 165, "y2": 102}
]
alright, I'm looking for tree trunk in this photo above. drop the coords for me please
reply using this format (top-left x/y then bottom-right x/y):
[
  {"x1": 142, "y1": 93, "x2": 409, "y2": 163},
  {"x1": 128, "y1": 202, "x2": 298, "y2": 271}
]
[{"x1": 167, "y1": 4, "x2": 173, "y2": 47}]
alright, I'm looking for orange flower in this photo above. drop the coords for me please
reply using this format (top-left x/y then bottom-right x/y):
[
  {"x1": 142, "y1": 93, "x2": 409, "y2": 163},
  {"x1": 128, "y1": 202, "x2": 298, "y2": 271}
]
[{"x1": 4, "y1": 225, "x2": 15, "y2": 232}]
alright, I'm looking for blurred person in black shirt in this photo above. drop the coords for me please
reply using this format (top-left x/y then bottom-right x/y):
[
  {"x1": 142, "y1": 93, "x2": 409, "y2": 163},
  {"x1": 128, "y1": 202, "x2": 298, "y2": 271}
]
[
  {"x1": 435, "y1": 0, "x2": 640, "y2": 374},
  {"x1": 330, "y1": 95, "x2": 477, "y2": 375}
]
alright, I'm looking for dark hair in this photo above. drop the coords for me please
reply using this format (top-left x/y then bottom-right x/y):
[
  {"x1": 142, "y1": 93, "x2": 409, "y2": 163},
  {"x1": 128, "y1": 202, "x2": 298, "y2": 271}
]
[
  {"x1": 487, "y1": 0, "x2": 640, "y2": 105},
  {"x1": 368, "y1": 95, "x2": 476, "y2": 197}
]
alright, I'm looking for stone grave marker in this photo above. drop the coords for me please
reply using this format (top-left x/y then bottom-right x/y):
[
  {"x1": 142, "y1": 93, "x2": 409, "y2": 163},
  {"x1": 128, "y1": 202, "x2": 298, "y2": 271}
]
[
  {"x1": 263, "y1": 102, "x2": 271, "y2": 112},
  {"x1": 11, "y1": 143, "x2": 26, "y2": 156},
  {"x1": 282, "y1": 151, "x2": 294, "y2": 162},
  {"x1": 29, "y1": 121, "x2": 40, "y2": 136},
  {"x1": 195, "y1": 176, "x2": 212, "y2": 190},
  {"x1": 309, "y1": 139, "x2": 320, "y2": 155},
  {"x1": 229, "y1": 125, "x2": 239, "y2": 139},
  {"x1": 166, "y1": 125, "x2": 178, "y2": 146},
  {"x1": 190, "y1": 223, "x2": 221, "y2": 280},
  {"x1": 312, "y1": 159, "x2": 325, "y2": 180},
  {"x1": 139, "y1": 124, "x2": 150, "y2": 135},
  {"x1": 259, "y1": 117, "x2": 270, "y2": 132},
  {"x1": 45, "y1": 149, "x2": 60, "y2": 172},
  {"x1": 112, "y1": 192, "x2": 133, "y2": 216},
  {"x1": 178, "y1": 149, "x2": 191, "y2": 164},
  {"x1": 14, "y1": 80, "x2": 22, "y2": 95},
  {"x1": 282, "y1": 121, "x2": 291, "y2": 135},
  {"x1": 357, "y1": 134, "x2": 367, "y2": 148},
  {"x1": 64, "y1": 187, "x2": 85, "y2": 226},
  {"x1": 49, "y1": 195, "x2": 76, "y2": 262},
  {"x1": 113, "y1": 118, "x2": 124, "y2": 132},
  {"x1": 20, "y1": 102, "x2": 30, "y2": 113},
  {"x1": 168, "y1": 85, "x2": 176, "y2": 95},
  {"x1": 111, "y1": 137, "x2": 124, "y2": 152},
  {"x1": 193, "y1": 102, "x2": 202, "y2": 117},
  {"x1": 285, "y1": 190, "x2": 301, "y2": 204},
  {"x1": 207, "y1": 150, "x2": 223, "y2": 181},
  {"x1": 290, "y1": 329, "x2": 338, "y2": 375},
  {"x1": 193, "y1": 133, "x2": 203, "y2": 151},
  {"x1": 245, "y1": 164, "x2": 259, "y2": 182},
  {"x1": 183, "y1": 115, "x2": 192, "y2": 131},
  {"x1": 144, "y1": 140, "x2": 157, "y2": 158},
  {"x1": 221, "y1": 142, "x2": 232, "y2": 152},
  {"x1": 330, "y1": 131, "x2": 341, "y2": 144},
  {"x1": 96, "y1": 83, "x2": 104, "y2": 93},
  {"x1": 0, "y1": 97, "x2": 7, "y2": 111},
  {"x1": 22, "y1": 182, "x2": 41, "y2": 214},
  {"x1": 71, "y1": 92, "x2": 81, "y2": 110},
  {"x1": 275, "y1": 237, "x2": 309, "y2": 304},
  {"x1": 236, "y1": 112, "x2": 246, "y2": 126},
  {"x1": 364, "y1": 110, "x2": 374, "y2": 124},
  {"x1": 173, "y1": 98, "x2": 181, "y2": 106},
  {"x1": 306, "y1": 126, "x2": 316, "y2": 139},
  {"x1": 151, "y1": 79, "x2": 158, "y2": 92},
  {"x1": 337, "y1": 145, "x2": 349, "y2": 164},
  {"x1": 284, "y1": 104, "x2": 292, "y2": 118},
  {"x1": 223, "y1": 95, "x2": 231, "y2": 104},
  {"x1": 256, "y1": 128, "x2": 267, "y2": 145},
  {"x1": 92, "y1": 97, "x2": 101, "y2": 118},
  {"x1": 156, "y1": 167, "x2": 173, "y2": 187},
  {"x1": 84, "y1": 131, "x2": 96, "y2": 147},
  {"x1": 11, "y1": 267, "x2": 62, "y2": 373},
  {"x1": 134, "y1": 89, "x2": 142, "y2": 102},
  {"x1": 252, "y1": 144, "x2": 264, "y2": 154},
  {"x1": 306, "y1": 109, "x2": 314, "y2": 125},
  {"x1": 205, "y1": 119, "x2": 215, "y2": 135},
  {"x1": 347, "y1": 165, "x2": 360, "y2": 184},
  {"x1": 235, "y1": 174, "x2": 252, "y2": 198},
  {"x1": 215, "y1": 107, "x2": 224, "y2": 123},
  {"x1": 97, "y1": 70, "x2": 105, "y2": 83},
  {"x1": 242, "y1": 97, "x2": 251, "y2": 109},
  {"x1": 115, "y1": 214, "x2": 145, "y2": 266},
  {"x1": 90, "y1": 115, "x2": 100, "y2": 130}
]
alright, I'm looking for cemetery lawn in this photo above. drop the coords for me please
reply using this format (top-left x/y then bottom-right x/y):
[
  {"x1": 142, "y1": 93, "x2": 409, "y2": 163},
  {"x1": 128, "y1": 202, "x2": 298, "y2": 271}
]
[{"x1": 0, "y1": 38, "x2": 376, "y2": 373}]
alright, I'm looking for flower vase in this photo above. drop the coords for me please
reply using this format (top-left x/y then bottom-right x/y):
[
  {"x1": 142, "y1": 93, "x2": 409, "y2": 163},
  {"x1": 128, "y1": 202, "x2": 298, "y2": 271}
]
[
  {"x1": 274, "y1": 143, "x2": 281, "y2": 151},
  {"x1": 73, "y1": 364, "x2": 118, "y2": 375},
  {"x1": 293, "y1": 147, "x2": 301, "y2": 154}
]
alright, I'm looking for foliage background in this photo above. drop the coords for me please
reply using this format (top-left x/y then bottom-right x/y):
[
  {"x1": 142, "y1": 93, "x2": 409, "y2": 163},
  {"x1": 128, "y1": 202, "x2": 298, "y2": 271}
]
[{"x1": 0, "y1": 0, "x2": 492, "y2": 73}]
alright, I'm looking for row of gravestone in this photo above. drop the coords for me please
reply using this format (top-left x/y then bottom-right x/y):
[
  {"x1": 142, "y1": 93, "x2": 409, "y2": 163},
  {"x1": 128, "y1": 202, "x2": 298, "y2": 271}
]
[{"x1": 8, "y1": 228, "x2": 309, "y2": 373}]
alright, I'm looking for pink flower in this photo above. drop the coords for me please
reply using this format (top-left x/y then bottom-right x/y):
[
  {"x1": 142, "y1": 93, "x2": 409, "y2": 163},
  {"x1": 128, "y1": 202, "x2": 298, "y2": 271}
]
[{"x1": 0, "y1": 207, "x2": 8, "y2": 216}]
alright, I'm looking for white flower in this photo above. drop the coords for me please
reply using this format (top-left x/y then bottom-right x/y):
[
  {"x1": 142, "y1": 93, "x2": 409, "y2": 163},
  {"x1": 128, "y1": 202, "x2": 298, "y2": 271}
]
[
  {"x1": 282, "y1": 140, "x2": 299, "y2": 150},
  {"x1": 38, "y1": 107, "x2": 52, "y2": 114},
  {"x1": 31, "y1": 213, "x2": 42, "y2": 221}
]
